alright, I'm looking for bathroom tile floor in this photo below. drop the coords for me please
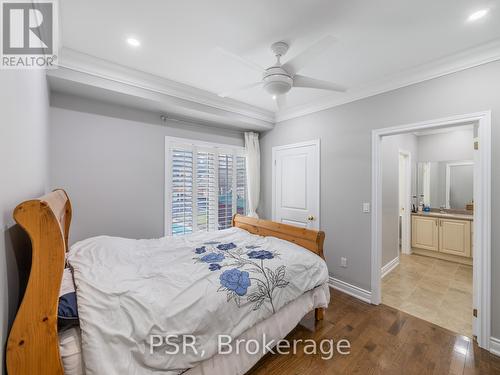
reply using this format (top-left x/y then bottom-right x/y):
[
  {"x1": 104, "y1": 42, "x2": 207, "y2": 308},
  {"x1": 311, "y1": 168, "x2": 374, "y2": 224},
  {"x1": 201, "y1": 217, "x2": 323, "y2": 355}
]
[{"x1": 382, "y1": 253, "x2": 473, "y2": 337}]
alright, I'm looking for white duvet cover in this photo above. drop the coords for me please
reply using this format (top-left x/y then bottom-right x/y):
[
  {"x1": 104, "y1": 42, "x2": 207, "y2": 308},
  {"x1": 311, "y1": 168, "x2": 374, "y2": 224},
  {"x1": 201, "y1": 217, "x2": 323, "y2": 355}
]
[{"x1": 68, "y1": 227, "x2": 329, "y2": 375}]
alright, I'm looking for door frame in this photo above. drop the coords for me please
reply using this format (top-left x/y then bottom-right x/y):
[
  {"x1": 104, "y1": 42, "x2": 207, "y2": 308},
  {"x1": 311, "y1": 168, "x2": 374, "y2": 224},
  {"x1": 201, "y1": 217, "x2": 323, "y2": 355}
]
[
  {"x1": 272, "y1": 139, "x2": 321, "y2": 228},
  {"x1": 445, "y1": 160, "x2": 474, "y2": 209},
  {"x1": 398, "y1": 149, "x2": 412, "y2": 254},
  {"x1": 371, "y1": 111, "x2": 491, "y2": 350}
]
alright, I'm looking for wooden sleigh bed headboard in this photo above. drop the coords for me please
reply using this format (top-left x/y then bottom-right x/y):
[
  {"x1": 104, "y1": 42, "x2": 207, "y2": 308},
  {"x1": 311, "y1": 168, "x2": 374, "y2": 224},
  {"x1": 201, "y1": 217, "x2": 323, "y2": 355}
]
[
  {"x1": 232, "y1": 214, "x2": 325, "y2": 259},
  {"x1": 6, "y1": 190, "x2": 325, "y2": 375}
]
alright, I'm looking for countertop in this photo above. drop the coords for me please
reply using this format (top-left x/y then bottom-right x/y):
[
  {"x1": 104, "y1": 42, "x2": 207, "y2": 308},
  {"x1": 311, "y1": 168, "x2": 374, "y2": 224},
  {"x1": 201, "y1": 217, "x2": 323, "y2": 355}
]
[{"x1": 411, "y1": 211, "x2": 473, "y2": 221}]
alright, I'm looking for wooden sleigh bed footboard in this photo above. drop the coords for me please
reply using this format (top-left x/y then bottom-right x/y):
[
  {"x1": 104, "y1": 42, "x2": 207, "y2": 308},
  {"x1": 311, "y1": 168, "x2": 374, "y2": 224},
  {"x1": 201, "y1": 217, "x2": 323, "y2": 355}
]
[
  {"x1": 6, "y1": 190, "x2": 326, "y2": 375},
  {"x1": 7, "y1": 189, "x2": 71, "y2": 375},
  {"x1": 232, "y1": 214, "x2": 326, "y2": 321}
]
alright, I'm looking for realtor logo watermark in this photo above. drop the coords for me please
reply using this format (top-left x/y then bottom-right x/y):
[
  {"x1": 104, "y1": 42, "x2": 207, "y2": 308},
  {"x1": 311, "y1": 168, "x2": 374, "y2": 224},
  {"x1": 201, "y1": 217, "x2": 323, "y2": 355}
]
[
  {"x1": 1, "y1": 0, "x2": 58, "y2": 68},
  {"x1": 150, "y1": 334, "x2": 351, "y2": 361}
]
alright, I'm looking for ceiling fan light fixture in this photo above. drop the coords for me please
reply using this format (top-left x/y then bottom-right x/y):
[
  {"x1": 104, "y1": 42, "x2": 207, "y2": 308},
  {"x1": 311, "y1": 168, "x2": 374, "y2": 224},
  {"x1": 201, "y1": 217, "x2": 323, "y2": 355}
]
[
  {"x1": 264, "y1": 80, "x2": 292, "y2": 96},
  {"x1": 263, "y1": 67, "x2": 293, "y2": 96}
]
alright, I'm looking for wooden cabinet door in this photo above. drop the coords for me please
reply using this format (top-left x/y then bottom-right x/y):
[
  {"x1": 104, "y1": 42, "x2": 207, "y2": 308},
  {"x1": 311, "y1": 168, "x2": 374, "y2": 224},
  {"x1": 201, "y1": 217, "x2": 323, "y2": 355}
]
[
  {"x1": 439, "y1": 219, "x2": 471, "y2": 257},
  {"x1": 411, "y1": 216, "x2": 439, "y2": 251}
]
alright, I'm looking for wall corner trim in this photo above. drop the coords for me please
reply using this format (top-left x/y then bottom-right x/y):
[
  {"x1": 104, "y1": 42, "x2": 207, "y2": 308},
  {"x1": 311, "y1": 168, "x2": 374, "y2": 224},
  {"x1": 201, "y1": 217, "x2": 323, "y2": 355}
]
[
  {"x1": 328, "y1": 276, "x2": 372, "y2": 304},
  {"x1": 381, "y1": 256, "x2": 400, "y2": 279},
  {"x1": 490, "y1": 337, "x2": 500, "y2": 357}
]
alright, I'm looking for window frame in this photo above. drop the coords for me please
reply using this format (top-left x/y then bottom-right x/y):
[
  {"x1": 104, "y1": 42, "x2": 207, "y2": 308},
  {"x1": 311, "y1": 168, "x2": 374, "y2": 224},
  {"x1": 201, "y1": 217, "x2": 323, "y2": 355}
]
[{"x1": 165, "y1": 136, "x2": 247, "y2": 236}]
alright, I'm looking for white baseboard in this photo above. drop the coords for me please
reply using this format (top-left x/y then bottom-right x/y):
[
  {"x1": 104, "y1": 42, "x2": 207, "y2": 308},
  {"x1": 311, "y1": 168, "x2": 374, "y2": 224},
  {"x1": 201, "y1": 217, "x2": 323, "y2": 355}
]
[
  {"x1": 490, "y1": 337, "x2": 500, "y2": 357},
  {"x1": 381, "y1": 256, "x2": 400, "y2": 279},
  {"x1": 329, "y1": 276, "x2": 372, "y2": 304}
]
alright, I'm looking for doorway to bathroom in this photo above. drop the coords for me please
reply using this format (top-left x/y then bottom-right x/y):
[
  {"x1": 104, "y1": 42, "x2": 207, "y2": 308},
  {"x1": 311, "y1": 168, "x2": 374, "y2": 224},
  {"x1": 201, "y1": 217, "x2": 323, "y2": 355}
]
[
  {"x1": 371, "y1": 111, "x2": 491, "y2": 350},
  {"x1": 384, "y1": 125, "x2": 474, "y2": 337}
]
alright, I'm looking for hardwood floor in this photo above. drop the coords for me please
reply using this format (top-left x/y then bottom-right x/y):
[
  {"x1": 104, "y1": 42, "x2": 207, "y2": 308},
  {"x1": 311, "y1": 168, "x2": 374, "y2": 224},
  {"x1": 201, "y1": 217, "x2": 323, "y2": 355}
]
[{"x1": 248, "y1": 288, "x2": 500, "y2": 375}]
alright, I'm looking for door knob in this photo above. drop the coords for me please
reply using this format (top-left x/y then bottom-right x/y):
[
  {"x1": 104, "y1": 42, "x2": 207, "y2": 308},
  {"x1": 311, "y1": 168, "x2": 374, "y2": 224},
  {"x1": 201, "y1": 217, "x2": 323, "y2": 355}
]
[{"x1": 307, "y1": 215, "x2": 315, "y2": 221}]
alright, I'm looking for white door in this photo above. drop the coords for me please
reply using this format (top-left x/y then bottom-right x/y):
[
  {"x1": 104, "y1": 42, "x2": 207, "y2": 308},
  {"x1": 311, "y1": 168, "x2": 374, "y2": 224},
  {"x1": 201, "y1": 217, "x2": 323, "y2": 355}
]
[{"x1": 272, "y1": 140, "x2": 320, "y2": 229}]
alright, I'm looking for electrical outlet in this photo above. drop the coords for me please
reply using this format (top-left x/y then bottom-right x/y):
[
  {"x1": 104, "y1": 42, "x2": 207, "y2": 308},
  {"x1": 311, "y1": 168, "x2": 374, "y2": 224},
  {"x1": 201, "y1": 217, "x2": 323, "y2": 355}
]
[
  {"x1": 363, "y1": 202, "x2": 370, "y2": 213},
  {"x1": 341, "y1": 257, "x2": 347, "y2": 268}
]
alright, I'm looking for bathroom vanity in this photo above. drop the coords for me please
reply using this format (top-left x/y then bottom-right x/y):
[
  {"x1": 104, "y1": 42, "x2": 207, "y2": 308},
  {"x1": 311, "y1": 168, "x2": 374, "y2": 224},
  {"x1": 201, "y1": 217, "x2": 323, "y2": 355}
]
[
  {"x1": 413, "y1": 159, "x2": 474, "y2": 265},
  {"x1": 411, "y1": 211, "x2": 473, "y2": 265}
]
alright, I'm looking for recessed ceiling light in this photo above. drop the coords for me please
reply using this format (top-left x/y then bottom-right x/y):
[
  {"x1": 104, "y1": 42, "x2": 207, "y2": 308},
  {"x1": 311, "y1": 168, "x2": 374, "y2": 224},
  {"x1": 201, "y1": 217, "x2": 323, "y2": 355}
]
[
  {"x1": 272, "y1": 95, "x2": 277, "y2": 100},
  {"x1": 467, "y1": 9, "x2": 489, "y2": 22},
  {"x1": 126, "y1": 37, "x2": 141, "y2": 47}
]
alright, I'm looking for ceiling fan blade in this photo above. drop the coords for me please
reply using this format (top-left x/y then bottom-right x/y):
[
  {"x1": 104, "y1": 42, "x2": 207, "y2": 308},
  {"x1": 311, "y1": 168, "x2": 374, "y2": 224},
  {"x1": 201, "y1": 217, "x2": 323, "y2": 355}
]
[
  {"x1": 275, "y1": 94, "x2": 287, "y2": 110},
  {"x1": 214, "y1": 47, "x2": 264, "y2": 73},
  {"x1": 293, "y1": 74, "x2": 346, "y2": 92},
  {"x1": 218, "y1": 81, "x2": 262, "y2": 98},
  {"x1": 282, "y1": 35, "x2": 336, "y2": 75}
]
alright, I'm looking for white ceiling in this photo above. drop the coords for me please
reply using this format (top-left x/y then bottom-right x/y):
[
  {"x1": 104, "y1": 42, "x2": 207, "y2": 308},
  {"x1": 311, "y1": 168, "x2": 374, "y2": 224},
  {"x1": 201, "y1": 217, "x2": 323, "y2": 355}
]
[{"x1": 60, "y1": 0, "x2": 500, "y2": 113}]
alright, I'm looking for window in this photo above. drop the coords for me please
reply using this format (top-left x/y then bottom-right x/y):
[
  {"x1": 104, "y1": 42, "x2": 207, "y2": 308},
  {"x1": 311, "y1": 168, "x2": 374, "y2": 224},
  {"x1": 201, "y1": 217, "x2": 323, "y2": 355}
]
[
  {"x1": 171, "y1": 149, "x2": 194, "y2": 235},
  {"x1": 166, "y1": 137, "x2": 247, "y2": 236}
]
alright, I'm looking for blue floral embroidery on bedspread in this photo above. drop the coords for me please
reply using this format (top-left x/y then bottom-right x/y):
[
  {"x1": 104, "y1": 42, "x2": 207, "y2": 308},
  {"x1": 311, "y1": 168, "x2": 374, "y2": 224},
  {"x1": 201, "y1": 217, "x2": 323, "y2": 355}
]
[
  {"x1": 219, "y1": 269, "x2": 251, "y2": 296},
  {"x1": 216, "y1": 242, "x2": 237, "y2": 251},
  {"x1": 194, "y1": 246, "x2": 207, "y2": 254},
  {"x1": 208, "y1": 263, "x2": 221, "y2": 271},
  {"x1": 200, "y1": 253, "x2": 225, "y2": 263},
  {"x1": 247, "y1": 250, "x2": 274, "y2": 260},
  {"x1": 192, "y1": 242, "x2": 289, "y2": 312}
]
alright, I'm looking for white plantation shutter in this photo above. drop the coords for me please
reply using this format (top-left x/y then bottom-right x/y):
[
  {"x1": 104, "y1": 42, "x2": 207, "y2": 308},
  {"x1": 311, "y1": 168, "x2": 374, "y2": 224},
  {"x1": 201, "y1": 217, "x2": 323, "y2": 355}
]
[
  {"x1": 218, "y1": 154, "x2": 233, "y2": 230},
  {"x1": 171, "y1": 149, "x2": 193, "y2": 236},
  {"x1": 166, "y1": 138, "x2": 247, "y2": 236},
  {"x1": 196, "y1": 151, "x2": 217, "y2": 232}
]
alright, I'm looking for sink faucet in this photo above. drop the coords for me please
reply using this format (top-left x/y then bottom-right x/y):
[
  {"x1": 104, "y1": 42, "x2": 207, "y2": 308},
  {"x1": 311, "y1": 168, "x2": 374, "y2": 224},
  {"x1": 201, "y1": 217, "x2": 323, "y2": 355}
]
[{"x1": 440, "y1": 205, "x2": 446, "y2": 213}]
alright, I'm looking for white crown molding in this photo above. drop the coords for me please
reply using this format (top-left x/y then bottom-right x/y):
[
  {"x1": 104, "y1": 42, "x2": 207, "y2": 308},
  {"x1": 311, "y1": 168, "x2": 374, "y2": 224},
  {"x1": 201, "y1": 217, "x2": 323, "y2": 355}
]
[
  {"x1": 54, "y1": 48, "x2": 275, "y2": 126},
  {"x1": 54, "y1": 39, "x2": 500, "y2": 127},
  {"x1": 328, "y1": 276, "x2": 372, "y2": 304},
  {"x1": 276, "y1": 39, "x2": 500, "y2": 123}
]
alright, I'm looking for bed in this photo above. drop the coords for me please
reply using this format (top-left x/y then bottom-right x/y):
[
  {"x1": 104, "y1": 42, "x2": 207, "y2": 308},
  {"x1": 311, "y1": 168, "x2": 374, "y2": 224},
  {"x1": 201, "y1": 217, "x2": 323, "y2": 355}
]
[{"x1": 6, "y1": 189, "x2": 330, "y2": 375}]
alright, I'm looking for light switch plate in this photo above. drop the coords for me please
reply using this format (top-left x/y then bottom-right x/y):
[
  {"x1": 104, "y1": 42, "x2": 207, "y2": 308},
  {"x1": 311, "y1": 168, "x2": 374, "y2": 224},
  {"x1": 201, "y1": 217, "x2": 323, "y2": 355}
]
[
  {"x1": 341, "y1": 257, "x2": 347, "y2": 268},
  {"x1": 363, "y1": 202, "x2": 370, "y2": 213}
]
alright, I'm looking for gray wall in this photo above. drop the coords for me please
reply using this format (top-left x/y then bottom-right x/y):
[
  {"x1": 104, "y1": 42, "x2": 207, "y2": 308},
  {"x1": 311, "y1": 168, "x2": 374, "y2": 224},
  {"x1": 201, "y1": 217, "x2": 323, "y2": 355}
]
[
  {"x1": 49, "y1": 93, "x2": 244, "y2": 243},
  {"x1": 0, "y1": 70, "x2": 49, "y2": 373},
  {"x1": 259, "y1": 60, "x2": 500, "y2": 338},
  {"x1": 417, "y1": 129, "x2": 474, "y2": 209},
  {"x1": 417, "y1": 129, "x2": 474, "y2": 162},
  {"x1": 381, "y1": 134, "x2": 418, "y2": 266}
]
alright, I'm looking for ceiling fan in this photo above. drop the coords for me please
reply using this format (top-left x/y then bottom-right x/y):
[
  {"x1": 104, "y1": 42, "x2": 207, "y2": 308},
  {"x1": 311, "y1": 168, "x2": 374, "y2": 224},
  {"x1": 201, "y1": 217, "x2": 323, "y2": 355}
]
[{"x1": 217, "y1": 35, "x2": 347, "y2": 110}]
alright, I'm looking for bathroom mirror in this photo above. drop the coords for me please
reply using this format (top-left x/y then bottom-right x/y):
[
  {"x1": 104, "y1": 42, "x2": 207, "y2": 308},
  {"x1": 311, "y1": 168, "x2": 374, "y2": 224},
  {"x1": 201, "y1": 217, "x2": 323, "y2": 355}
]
[{"x1": 417, "y1": 160, "x2": 473, "y2": 210}]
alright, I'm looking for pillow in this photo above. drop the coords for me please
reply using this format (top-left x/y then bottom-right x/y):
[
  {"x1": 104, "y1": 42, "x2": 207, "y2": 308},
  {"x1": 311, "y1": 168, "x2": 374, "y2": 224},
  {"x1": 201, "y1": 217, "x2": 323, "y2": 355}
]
[
  {"x1": 58, "y1": 267, "x2": 79, "y2": 331},
  {"x1": 59, "y1": 327, "x2": 85, "y2": 375}
]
